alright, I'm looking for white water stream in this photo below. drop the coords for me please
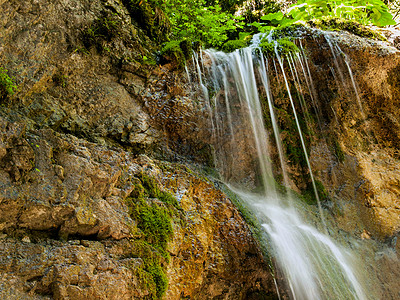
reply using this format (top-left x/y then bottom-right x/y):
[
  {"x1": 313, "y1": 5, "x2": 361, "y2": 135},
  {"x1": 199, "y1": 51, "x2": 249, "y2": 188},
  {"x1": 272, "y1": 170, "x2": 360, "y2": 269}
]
[{"x1": 197, "y1": 37, "x2": 368, "y2": 299}]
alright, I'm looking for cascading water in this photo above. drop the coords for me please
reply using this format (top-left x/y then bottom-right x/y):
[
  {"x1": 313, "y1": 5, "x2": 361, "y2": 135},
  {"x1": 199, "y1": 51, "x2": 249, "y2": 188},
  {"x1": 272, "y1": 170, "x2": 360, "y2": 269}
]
[{"x1": 197, "y1": 34, "x2": 369, "y2": 299}]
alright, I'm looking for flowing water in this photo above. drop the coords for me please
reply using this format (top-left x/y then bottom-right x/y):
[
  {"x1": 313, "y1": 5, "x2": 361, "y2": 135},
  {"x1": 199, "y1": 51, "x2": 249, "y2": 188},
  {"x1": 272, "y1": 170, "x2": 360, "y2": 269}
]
[{"x1": 197, "y1": 35, "x2": 369, "y2": 299}]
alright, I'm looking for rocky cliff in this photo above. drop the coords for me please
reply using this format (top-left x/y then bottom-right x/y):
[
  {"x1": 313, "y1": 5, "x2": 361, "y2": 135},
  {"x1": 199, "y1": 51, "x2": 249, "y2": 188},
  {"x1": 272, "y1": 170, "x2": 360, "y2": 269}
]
[
  {"x1": 1, "y1": 0, "x2": 400, "y2": 299},
  {"x1": 0, "y1": 0, "x2": 278, "y2": 299},
  {"x1": 261, "y1": 27, "x2": 400, "y2": 299}
]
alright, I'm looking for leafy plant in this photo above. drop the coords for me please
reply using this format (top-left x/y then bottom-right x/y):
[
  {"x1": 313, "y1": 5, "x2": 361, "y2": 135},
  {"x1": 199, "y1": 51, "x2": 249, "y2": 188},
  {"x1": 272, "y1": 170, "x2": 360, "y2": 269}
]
[
  {"x1": 0, "y1": 67, "x2": 17, "y2": 102},
  {"x1": 288, "y1": 0, "x2": 396, "y2": 26},
  {"x1": 254, "y1": 0, "x2": 395, "y2": 33},
  {"x1": 163, "y1": 0, "x2": 244, "y2": 48}
]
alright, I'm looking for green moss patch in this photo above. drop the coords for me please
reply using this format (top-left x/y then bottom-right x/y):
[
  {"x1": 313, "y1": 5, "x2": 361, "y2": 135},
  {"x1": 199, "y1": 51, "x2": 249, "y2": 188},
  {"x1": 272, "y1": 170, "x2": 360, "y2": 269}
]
[
  {"x1": 0, "y1": 67, "x2": 17, "y2": 103},
  {"x1": 130, "y1": 240, "x2": 169, "y2": 299},
  {"x1": 122, "y1": 0, "x2": 170, "y2": 43},
  {"x1": 260, "y1": 37, "x2": 299, "y2": 56},
  {"x1": 125, "y1": 172, "x2": 180, "y2": 299},
  {"x1": 301, "y1": 179, "x2": 330, "y2": 205},
  {"x1": 222, "y1": 39, "x2": 249, "y2": 52},
  {"x1": 160, "y1": 39, "x2": 196, "y2": 69}
]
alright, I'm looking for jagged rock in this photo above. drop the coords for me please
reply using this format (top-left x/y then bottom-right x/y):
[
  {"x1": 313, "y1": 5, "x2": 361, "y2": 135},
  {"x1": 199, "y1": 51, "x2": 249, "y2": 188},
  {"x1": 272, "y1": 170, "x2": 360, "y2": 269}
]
[
  {"x1": 0, "y1": 0, "x2": 211, "y2": 163},
  {"x1": 0, "y1": 118, "x2": 277, "y2": 299}
]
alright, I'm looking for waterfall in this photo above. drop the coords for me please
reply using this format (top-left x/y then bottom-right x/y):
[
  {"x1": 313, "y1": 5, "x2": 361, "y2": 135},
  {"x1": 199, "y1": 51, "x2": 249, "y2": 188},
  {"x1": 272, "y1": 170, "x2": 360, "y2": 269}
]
[{"x1": 197, "y1": 36, "x2": 369, "y2": 299}]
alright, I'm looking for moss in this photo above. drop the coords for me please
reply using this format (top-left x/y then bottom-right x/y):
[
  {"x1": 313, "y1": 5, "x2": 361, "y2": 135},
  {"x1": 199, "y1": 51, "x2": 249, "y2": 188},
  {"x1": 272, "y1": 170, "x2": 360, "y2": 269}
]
[
  {"x1": 308, "y1": 17, "x2": 387, "y2": 41},
  {"x1": 138, "y1": 172, "x2": 179, "y2": 209},
  {"x1": 331, "y1": 138, "x2": 345, "y2": 163},
  {"x1": 160, "y1": 40, "x2": 186, "y2": 69},
  {"x1": 260, "y1": 39, "x2": 275, "y2": 55},
  {"x1": 301, "y1": 179, "x2": 329, "y2": 205},
  {"x1": 222, "y1": 39, "x2": 249, "y2": 52},
  {"x1": 178, "y1": 39, "x2": 193, "y2": 60},
  {"x1": 272, "y1": 24, "x2": 304, "y2": 38},
  {"x1": 0, "y1": 67, "x2": 17, "y2": 102},
  {"x1": 135, "y1": 199, "x2": 173, "y2": 251},
  {"x1": 146, "y1": 262, "x2": 168, "y2": 298},
  {"x1": 124, "y1": 172, "x2": 180, "y2": 299},
  {"x1": 260, "y1": 37, "x2": 299, "y2": 56},
  {"x1": 122, "y1": 0, "x2": 170, "y2": 43},
  {"x1": 81, "y1": 12, "x2": 123, "y2": 52},
  {"x1": 273, "y1": 107, "x2": 310, "y2": 170},
  {"x1": 218, "y1": 183, "x2": 280, "y2": 278},
  {"x1": 277, "y1": 38, "x2": 300, "y2": 55},
  {"x1": 131, "y1": 240, "x2": 168, "y2": 299}
]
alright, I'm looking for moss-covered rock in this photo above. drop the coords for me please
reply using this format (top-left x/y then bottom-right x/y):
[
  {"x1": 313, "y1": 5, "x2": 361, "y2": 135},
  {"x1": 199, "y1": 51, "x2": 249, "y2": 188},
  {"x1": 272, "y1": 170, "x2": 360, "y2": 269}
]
[
  {"x1": 159, "y1": 39, "x2": 196, "y2": 69},
  {"x1": 122, "y1": 0, "x2": 170, "y2": 43},
  {"x1": 307, "y1": 17, "x2": 387, "y2": 41},
  {"x1": 222, "y1": 39, "x2": 249, "y2": 52},
  {"x1": 260, "y1": 37, "x2": 299, "y2": 56},
  {"x1": 0, "y1": 67, "x2": 17, "y2": 103}
]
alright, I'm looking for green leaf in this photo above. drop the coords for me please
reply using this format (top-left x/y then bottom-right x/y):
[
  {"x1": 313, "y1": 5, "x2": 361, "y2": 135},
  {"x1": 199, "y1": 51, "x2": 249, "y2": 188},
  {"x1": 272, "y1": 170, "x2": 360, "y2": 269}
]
[{"x1": 261, "y1": 11, "x2": 284, "y2": 21}]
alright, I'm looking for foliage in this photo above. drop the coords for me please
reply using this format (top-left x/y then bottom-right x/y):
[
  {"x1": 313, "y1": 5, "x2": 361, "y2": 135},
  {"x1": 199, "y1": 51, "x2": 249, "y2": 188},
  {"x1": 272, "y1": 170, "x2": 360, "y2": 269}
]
[
  {"x1": 254, "y1": 0, "x2": 395, "y2": 33},
  {"x1": 222, "y1": 39, "x2": 249, "y2": 52},
  {"x1": 387, "y1": 0, "x2": 400, "y2": 22},
  {"x1": 205, "y1": 0, "x2": 247, "y2": 13},
  {"x1": 0, "y1": 67, "x2": 17, "y2": 102},
  {"x1": 289, "y1": 0, "x2": 395, "y2": 27},
  {"x1": 239, "y1": 0, "x2": 282, "y2": 23},
  {"x1": 162, "y1": 0, "x2": 244, "y2": 48}
]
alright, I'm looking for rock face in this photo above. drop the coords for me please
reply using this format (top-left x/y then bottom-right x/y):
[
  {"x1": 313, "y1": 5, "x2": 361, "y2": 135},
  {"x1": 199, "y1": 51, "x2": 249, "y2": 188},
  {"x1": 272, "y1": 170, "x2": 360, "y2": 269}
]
[
  {"x1": 259, "y1": 28, "x2": 400, "y2": 299},
  {"x1": 0, "y1": 115, "x2": 276, "y2": 299},
  {"x1": 0, "y1": 0, "x2": 277, "y2": 299},
  {"x1": 2, "y1": 0, "x2": 400, "y2": 298},
  {"x1": 240, "y1": 27, "x2": 400, "y2": 241},
  {"x1": 0, "y1": 0, "x2": 209, "y2": 161},
  {"x1": 298, "y1": 29, "x2": 400, "y2": 239}
]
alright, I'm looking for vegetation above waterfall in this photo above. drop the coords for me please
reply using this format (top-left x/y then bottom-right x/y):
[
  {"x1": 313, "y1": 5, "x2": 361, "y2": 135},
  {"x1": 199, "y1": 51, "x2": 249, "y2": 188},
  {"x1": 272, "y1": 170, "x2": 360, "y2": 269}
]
[{"x1": 151, "y1": 0, "x2": 397, "y2": 54}]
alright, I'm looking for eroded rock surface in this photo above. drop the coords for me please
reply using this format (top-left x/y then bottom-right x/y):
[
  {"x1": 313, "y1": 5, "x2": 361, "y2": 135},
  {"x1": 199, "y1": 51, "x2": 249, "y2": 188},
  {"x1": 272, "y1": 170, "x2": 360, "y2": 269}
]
[
  {"x1": 0, "y1": 115, "x2": 276, "y2": 299},
  {"x1": 0, "y1": 0, "x2": 277, "y2": 299}
]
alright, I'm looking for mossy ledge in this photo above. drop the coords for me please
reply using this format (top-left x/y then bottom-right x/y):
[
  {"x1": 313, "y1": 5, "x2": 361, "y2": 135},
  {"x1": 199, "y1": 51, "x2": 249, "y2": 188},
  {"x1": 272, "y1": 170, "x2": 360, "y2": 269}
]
[{"x1": 307, "y1": 17, "x2": 387, "y2": 41}]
